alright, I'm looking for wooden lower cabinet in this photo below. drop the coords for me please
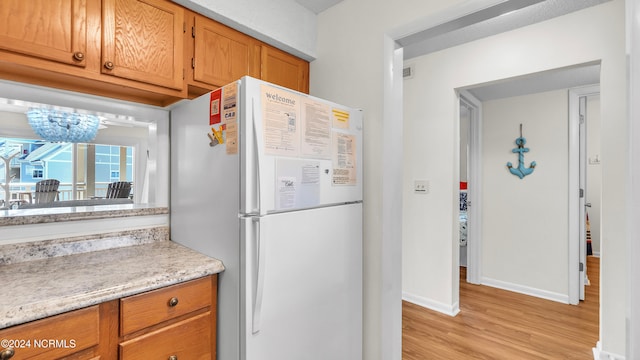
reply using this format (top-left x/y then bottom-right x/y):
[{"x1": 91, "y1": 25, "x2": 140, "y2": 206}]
[
  {"x1": 119, "y1": 312, "x2": 211, "y2": 360},
  {"x1": 0, "y1": 275, "x2": 217, "y2": 360},
  {"x1": 118, "y1": 275, "x2": 217, "y2": 359},
  {"x1": 120, "y1": 276, "x2": 212, "y2": 335},
  {"x1": 0, "y1": 306, "x2": 99, "y2": 360}
]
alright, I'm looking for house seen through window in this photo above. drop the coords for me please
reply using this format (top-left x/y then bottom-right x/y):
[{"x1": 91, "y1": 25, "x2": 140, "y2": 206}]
[
  {"x1": 0, "y1": 91, "x2": 160, "y2": 210},
  {"x1": 1, "y1": 138, "x2": 134, "y2": 202}
]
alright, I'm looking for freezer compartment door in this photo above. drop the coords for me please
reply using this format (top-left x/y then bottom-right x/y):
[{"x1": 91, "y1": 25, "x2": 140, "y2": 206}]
[
  {"x1": 240, "y1": 77, "x2": 363, "y2": 216},
  {"x1": 240, "y1": 203, "x2": 363, "y2": 360}
]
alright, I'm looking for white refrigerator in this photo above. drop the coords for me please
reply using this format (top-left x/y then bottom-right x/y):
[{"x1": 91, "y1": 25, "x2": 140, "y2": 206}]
[{"x1": 170, "y1": 76, "x2": 363, "y2": 360}]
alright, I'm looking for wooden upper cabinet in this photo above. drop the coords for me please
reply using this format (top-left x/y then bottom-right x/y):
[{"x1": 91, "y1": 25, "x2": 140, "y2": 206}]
[
  {"x1": 0, "y1": 0, "x2": 88, "y2": 67},
  {"x1": 261, "y1": 45, "x2": 309, "y2": 94},
  {"x1": 102, "y1": 0, "x2": 184, "y2": 90},
  {"x1": 0, "y1": 0, "x2": 308, "y2": 105},
  {"x1": 189, "y1": 14, "x2": 259, "y2": 90}
]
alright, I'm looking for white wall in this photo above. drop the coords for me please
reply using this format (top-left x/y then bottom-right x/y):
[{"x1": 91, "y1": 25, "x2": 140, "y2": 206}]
[
  {"x1": 460, "y1": 105, "x2": 469, "y2": 183},
  {"x1": 402, "y1": 1, "x2": 627, "y2": 355},
  {"x1": 586, "y1": 95, "x2": 602, "y2": 256},
  {"x1": 628, "y1": 0, "x2": 640, "y2": 356},
  {"x1": 481, "y1": 90, "x2": 569, "y2": 301}
]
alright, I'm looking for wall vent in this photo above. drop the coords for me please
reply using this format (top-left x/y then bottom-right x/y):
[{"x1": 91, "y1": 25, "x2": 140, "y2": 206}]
[{"x1": 403, "y1": 65, "x2": 414, "y2": 79}]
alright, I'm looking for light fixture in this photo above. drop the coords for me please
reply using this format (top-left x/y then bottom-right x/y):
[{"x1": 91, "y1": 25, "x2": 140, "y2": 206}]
[{"x1": 26, "y1": 108, "x2": 100, "y2": 143}]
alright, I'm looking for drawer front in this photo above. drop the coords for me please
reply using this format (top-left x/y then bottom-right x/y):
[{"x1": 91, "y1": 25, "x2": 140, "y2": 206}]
[
  {"x1": 0, "y1": 305, "x2": 99, "y2": 360},
  {"x1": 119, "y1": 312, "x2": 211, "y2": 360},
  {"x1": 120, "y1": 276, "x2": 211, "y2": 335}
]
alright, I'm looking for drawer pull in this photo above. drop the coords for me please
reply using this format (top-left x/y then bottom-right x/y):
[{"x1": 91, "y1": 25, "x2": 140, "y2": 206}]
[
  {"x1": 168, "y1": 297, "x2": 179, "y2": 307},
  {"x1": 168, "y1": 355, "x2": 178, "y2": 360},
  {"x1": 0, "y1": 348, "x2": 15, "y2": 360},
  {"x1": 104, "y1": 61, "x2": 115, "y2": 70},
  {"x1": 73, "y1": 51, "x2": 85, "y2": 61}
]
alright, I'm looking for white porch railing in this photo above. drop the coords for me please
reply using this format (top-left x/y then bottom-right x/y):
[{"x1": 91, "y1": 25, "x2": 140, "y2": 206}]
[{"x1": 0, "y1": 181, "x2": 133, "y2": 203}]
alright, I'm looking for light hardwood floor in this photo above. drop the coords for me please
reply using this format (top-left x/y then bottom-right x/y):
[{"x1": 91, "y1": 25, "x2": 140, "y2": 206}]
[{"x1": 403, "y1": 256, "x2": 599, "y2": 359}]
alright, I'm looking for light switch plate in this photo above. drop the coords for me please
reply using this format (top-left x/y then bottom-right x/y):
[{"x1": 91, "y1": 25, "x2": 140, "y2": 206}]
[{"x1": 414, "y1": 180, "x2": 429, "y2": 194}]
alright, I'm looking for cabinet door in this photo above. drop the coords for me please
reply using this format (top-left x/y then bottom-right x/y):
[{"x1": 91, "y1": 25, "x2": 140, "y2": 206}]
[
  {"x1": 119, "y1": 312, "x2": 212, "y2": 360},
  {"x1": 0, "y1": 306, "x2": 100, "y2": 359},
  {"x1": 192, "y1": 16, "x2": 258, "y2": 87},
  {"x1": 0, "y1": 0, "x2": 87, "y2": 67},
  {"x1": 102, "y1": 0, "x2": 184, "y2": 90},
  {"x1": 260, "y1": 45, "x2": 309, "y2": 93}
]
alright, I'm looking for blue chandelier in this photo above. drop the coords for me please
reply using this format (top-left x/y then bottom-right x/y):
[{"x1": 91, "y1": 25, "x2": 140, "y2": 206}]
[{"x1": 26, "y1": 108, "x2": 100, "y2": 143}]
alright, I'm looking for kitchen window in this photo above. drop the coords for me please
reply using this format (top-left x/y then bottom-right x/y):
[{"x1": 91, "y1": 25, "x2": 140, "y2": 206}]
[
  {"x1": 0, "y1": 80, "x2": 169, "y2": 210},
  {"x1": 1, "y1": 137, "x2": 134, "y2": 201}
]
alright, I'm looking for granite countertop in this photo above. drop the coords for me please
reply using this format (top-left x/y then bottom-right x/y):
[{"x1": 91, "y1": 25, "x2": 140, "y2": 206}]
[{"x1": 0, "y1": 233, "x2": 224, "y2": 329}]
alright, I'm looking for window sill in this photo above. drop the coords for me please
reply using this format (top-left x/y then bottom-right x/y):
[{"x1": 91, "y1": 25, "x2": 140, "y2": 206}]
[{"x1": 0, "y1": 203, "x2": 168, "y2": 227}]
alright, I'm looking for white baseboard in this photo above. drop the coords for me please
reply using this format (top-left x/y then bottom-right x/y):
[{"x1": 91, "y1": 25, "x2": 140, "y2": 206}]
[
  {"x1": 402, "y1": 291, "x2": 460, "y2": 316},
  {"x1": 593, "y1": 251, "x2": 601, "y2": 258},
  {"x1": 593, "y1": 341, "x2": 625, "y2": 360},
  {"x1": 481, "y1": 277, "x2": 570, "y2": 304}
]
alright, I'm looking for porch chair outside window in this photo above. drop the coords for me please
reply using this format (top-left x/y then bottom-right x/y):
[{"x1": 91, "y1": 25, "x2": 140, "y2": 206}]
[
  {"x1": 33, "y1": 179, "x2": 60, "y2": 204},
  {"x1": 106, "y1": 181, "x2": 132, "y2": 199}
]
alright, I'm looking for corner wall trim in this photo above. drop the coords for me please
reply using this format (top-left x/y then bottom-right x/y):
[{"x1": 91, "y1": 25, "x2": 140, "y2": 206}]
[
  {"x1": 593, "y1": 341, "x2": 626, "y2": 360},
  {"x1": 481, "y1": 277, "x2": 570, "y2": 304},
  {"x1": 402, "y1": 291, "x2": 460, "y2": 316}
]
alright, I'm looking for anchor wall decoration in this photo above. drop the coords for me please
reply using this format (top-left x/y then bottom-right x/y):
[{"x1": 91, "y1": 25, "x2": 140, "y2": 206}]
[{"x1": 507, "y1": 124, "x2": 536, "y2": 179}]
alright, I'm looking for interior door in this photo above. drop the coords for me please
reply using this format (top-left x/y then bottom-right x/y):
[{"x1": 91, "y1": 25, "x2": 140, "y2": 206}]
[{"x1": 579, "y1": 95, "x2": 587, "y2": 301}]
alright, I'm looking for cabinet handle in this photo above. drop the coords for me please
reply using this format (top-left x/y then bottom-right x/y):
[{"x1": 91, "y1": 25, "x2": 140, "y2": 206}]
[
  {"x1": 168, "y1": 355, "x2": 178, "y2": 360},
  {"x1": 104, "y1": 61, "x2": 115, "y2": 70},
  {"x1": 73, "y1": 51, "x2": 85, "y2": 61},
  {"x1": 0, "y1": 348, "x2": 15, "y2": 360},
  {"x1": 168, "y1": 297, "x2": 179, "y2": 307}
]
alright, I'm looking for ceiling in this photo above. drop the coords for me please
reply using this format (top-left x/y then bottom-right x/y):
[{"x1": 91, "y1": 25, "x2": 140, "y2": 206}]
[
  {"x1": 295, "y1": 0, "x2": 343, "y2": 14},
  {"x1": 292, "y1": 0, "x2": 608, "y2": 100},
  {"x1": 464, "y1": 63, "x2": 601, "y2": 101},
  {"x1": 0, "y1": 97, "x2": 149, "y2": 129},
  {"x1": 400, "y1": 0, "x2": 612, "y2": 60},
  {"x1": 399, "y1": 0, "x2": 609, "y2": 101}
]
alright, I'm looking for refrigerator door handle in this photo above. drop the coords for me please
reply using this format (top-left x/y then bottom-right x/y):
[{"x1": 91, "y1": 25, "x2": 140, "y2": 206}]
[
  {"x1": 252, "y1": 216, "x2": 266, "y2": 334},
  {"x1": 252, "y1": 98, "x2": 264, "y2": 215}
]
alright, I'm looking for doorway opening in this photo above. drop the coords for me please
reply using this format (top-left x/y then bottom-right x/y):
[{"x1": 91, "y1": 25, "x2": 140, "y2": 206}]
[
  {"x1": 455, "y1": 62, "x2": 601, "y2": 306},
  {"x1": 569, "y1": 86, "x2": 601, "y2": 303},
  {"x1": 458, "y1": 93, "x2": 482, "y2": 285}
]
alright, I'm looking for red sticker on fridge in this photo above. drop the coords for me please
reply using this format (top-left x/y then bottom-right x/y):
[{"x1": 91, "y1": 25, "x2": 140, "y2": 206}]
[{"x1": 210, "y1": 89, "x2": 222, "y2": 125}]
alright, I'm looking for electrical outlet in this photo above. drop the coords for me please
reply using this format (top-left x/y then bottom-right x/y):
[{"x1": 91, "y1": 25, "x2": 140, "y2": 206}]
[{"x1": 414, "y1": 180, "x2": 429, "y2": 194}]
